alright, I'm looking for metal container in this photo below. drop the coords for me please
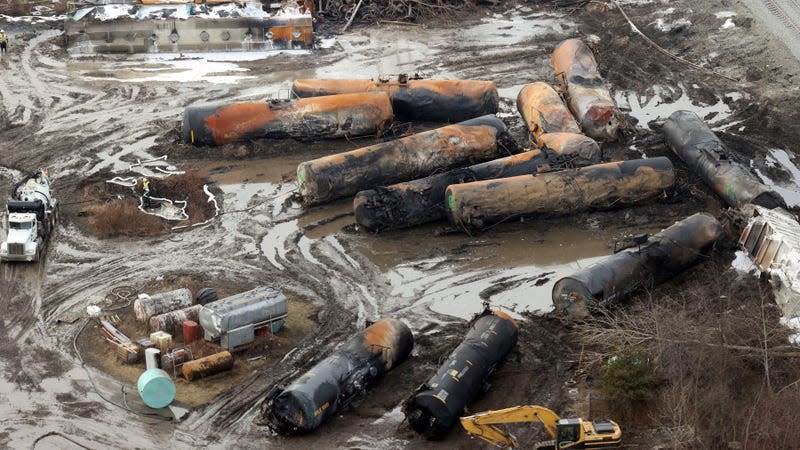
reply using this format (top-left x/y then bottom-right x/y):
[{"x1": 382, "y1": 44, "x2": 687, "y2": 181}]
[
  {"x1": 161, "y1": 348, "x2": 193, "y2": 372},
  {"x1": 196, "y1": 287, "x2": 218, "y2": 305},
  {"x1": 292, "y1": 78, "x2": 499, "y2": 122},
  {"x1": 182, "y1": 351, "x2": 234, "y2": 381},
  {"x1": 137, "y1": 368, "x2": 176, "y2": 409},
  {"x1": 221, "y1": 324, "x2": 255, "y2": 350},
  {"x1": 149, "y1": 331, "x2": 173, "y2": 354},
  {"x1": 182, "y1": 92, "x2": 393, "y2": 146},
  {"x1": 404, "y1": 309, "x2": 518, "y2": 439},
  {"x1": 133, "y1": 288, "x2": 193, "y2": 323},
  {"x1": 264, "y1": 318, "x2": 414, "y2": 435},
  {"x1": 552, "y1": 212, "x2": 724, "y2": 319},
  {"x1": 552, "y1": 39, "x2": 622, "y2": 141},
  {"x1": 662, "y1": 110, "x2": 785, "y2": 209},
  {"x1": 516, "y1": 82, "x2": 581, "y2": 146},
  {"x1": 182, "y1": 320, "x2": 200, "y2": 344},
  {"x1": 298, "y1": 115, "x2": 511, "y2": 206},
  {"x1": 149, "y1": 305, "x2": 202, "y2": 335},
  {"x1": 145, "y1": 348, "x2": 161, "y2": 370},
  {"x1": 445, "y1": 157, "x2": 675, "y2": 231},
  {"x1": 199, "y1": 286, "x2": 288, "y2": 341},
  {"x1": 353, "y1": 132, "x2": 601, "y2": 231}
]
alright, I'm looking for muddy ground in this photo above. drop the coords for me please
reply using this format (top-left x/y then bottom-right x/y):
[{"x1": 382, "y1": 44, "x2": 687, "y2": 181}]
[{"x1": 2, "y1": 0, "x2": 800, "y2": 448}]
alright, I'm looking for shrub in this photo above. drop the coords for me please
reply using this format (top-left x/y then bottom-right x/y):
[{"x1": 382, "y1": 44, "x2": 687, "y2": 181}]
[
  {"x1": 601, "y1": 352, "x2": 659, "y2": 406},
  {"x1": 90, "y1": 199, "x2": 168, "y2": 238}
]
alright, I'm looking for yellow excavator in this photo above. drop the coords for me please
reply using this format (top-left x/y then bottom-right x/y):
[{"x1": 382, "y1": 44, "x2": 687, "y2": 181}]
[{"x1": 459, "y1": 405, "x2": 622, "y2": 449}]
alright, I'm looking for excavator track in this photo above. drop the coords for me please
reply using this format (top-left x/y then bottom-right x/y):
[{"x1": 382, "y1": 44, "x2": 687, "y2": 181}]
[{"x1": 533, "y1": 439, "x2": 556, "y2": 450}]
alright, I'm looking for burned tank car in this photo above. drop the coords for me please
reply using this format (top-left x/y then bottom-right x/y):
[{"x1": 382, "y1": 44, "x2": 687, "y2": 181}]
[
  {"x1": 404, "y1": 309, "x2": 519, "y2": 439},
  {"x1": 264, "y1": 318, "x2": 413, "y2": 434}
]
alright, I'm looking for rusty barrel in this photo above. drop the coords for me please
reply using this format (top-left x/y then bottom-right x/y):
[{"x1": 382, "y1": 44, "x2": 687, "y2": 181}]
[
  {"x1": 663, "y1": 110, "x2": 785, "y2": 209},
  {"x1": 292, "y1": 78, "x2": 499, "y2": 122},
  {"x1": 354, "y1": 132, "x2": 601, "y2": 231},
  {"x1": 516, "y1": 82, "x2": 581, "y2": 146},
  {"x1": 182, "y1": 91, "x2": 393, "y2": 146},
  {"x1": 182, "y1": 351, "x2": 234, "y2": 381},
  {"x1": 445, "y1": 157, "x2": 674, "y2": 231},
  {"x1": 552, "y1": 38, "x2": 622, "y2": 141},
  {"x1": 552, "y1": 212, "x2": 724, "y2": 319},
  {"x1": 264, "y1": 318, "x2": 413, "y2": 435},
  {"x1": 182, "y1": 320, "x2": 200, "y2": 344},
  {"x1": 404, "y1": 309, "x2": 518, "y2": 439},
  {"x1": 133, "y1": 288, "x2": 193, "y2": 323},
  {"x1": 298, "y1": 115, "x2": 510, "y2": 205},
  {"x1": 149, "y1": 305, "x2": 202, "y2": 335}
]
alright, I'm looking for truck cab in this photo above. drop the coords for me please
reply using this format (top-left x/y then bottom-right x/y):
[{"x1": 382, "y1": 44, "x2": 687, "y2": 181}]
[{"x1": 1, "y1": 212, "x2": 41, "y2": 262}]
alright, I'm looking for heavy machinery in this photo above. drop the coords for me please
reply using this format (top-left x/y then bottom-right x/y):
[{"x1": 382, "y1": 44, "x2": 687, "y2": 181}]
[
  {"x1": 459, "y1": 405, "x2": 622, "y2": 449},
  {"x1": 1, "y1": 170, "x2": 58, "y2": 262}
]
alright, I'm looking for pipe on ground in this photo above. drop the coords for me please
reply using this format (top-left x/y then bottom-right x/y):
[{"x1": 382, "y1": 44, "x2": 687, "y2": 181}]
[
  {"x1": 662, "y1": 110, "x2": 785, "y2": 209},
  {"x1": 354, "y1": 132, "x2": 601, "y2": 231},
  {"x1": 552, "y1": 212, "x2": 724, "y2": 319},
  {"x1": 516, "y1": 82, "x2": 581, "y2": 146},
  {"x1": 292, "y1": 78, "x2": 499, "y2": 122},
  {"x1": 181, "y1": 92, "x2": 393, "y2": 146},
  {"x1": 552, "y1": 38, "x2": 622, "y2": 141},
  {"x1": 445, "y1": 157, "x2": 675, "y2": 231},
  {"x1": 403, "y1": 309, "x2": 518, "y2": 440},
  {"x1": 264, "y1": 318, "x2": 413, "y2": 435},
  {"x1": 297, "y1": 115, "x2": 511, "y2": 205}
]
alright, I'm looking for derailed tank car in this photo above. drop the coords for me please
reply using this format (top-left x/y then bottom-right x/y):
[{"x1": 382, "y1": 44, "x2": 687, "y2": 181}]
[
  {"x1": 404, "y1": 308, "x2": 518, "y2": 439},
  {"x1": 198, "y1": 286, "x2": 288, "y2": 343},
  {"x1": 263, "y1": 318, "x2": 413, "y2": 434}
]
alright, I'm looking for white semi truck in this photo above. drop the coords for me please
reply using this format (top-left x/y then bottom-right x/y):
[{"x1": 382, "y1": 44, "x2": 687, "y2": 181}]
[{"x1": 1, "y1": 170, "x2": 58, "y2": 262}]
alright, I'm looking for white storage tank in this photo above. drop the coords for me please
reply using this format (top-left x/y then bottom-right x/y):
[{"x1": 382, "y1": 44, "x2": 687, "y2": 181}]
[{"x1": 199, "y1": 286, "x2": 288, "y2": 342}]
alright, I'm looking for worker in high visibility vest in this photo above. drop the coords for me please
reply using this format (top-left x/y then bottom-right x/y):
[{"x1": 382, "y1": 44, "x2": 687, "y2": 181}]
[{"x1": 0, "y1": 30, "x2": 8, "y2": 54}]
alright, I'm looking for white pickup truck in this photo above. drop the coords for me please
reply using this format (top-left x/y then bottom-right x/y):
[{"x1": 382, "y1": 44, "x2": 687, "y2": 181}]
[{"x1": 1, "y1": 171, "x2": 58, "y2": 262}]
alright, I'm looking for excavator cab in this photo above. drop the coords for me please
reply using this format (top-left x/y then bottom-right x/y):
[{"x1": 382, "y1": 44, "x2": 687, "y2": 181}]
[
  {"x1": 556, "y1": 418, "x2": 580, "y2": 446},
  {"x1": 554, "y1": 417, "x2": 621, "y2": 449}
]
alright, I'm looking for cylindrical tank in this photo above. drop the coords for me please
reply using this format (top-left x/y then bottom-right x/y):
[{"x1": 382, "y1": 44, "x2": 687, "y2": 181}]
[
  {"x1": 137, "y1": 368, "x2": 176, "y2": 409},
  {"x1": 133, "y1": 288, "x2": 193, "y2": 323},
  {"x1": 182, "y1": 351, "x2": 234, "y2": 381},
  {"x1": 182, "y1": 91, "x2": 394, "y2": 146},
  {"x1": 149, "y1": 305, "x2": 202, "y2": 335},
  {"x1": 183, "y1": 320, "x2": 200, "y2": 344},
  {"x1": 516, "y1": 82, "x2": 581, "y2": 145},
  {"x1": 198, "y1": 286, "x2": 287, "y2": 341},
  {"x1": 265, "y1": 318, "x2": 414, "y2": 435},
  {"x1": 161, "y1": 348, "x2": 193, "y2": 372},
  {"x1": 353, "y1": 132, "x2": 601, "y2": 231},
  {"x1": 196, "y1": 287, "x2": 218, "y2": 305},
  {"x1": 145, "y1": 348, "x2": 161, "y2": 370},
  {"x1": 298, "y1": 115, "x2": 511, "y2": 206},
  {"x1": 292, "y1": 78, "x2": 499, "y2": 122},
  {"x1": 552, "y1": 38, "x2": 622, "y2": 141},
  {"x1": 445, "y1": 157, "x2": 675, "y2": 231},
  {"x1": 662, "y1": 110, "x2": 785, "y2": 209},
  {"x1": 552, "y1": 212, "x2": 724, "y2": 319},
  {"x1": 404, "y1": 310, "x2": 519, "y2": 439}
]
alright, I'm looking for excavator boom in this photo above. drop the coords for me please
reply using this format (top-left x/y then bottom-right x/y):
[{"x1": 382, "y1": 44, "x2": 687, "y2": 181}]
[{"x1": 459, "y1": 405, "x2": 562, "y2": 448}]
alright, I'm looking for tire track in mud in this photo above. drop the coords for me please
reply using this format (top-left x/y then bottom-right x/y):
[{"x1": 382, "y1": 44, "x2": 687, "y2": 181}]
[{"x1": 762, "y1": 0, "x2": 800, "y2": 34}]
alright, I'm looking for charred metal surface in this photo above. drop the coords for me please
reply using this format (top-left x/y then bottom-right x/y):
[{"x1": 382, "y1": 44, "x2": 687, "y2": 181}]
[
  {"x1": 298, "y1": 115, "x2": 510, "y2": 206},
  {"x1": 516, "y1": 82, "x2": 581, "y2": 146},
  {"x1": 182, "y1": 351, "x2": 234, "y2": 381},
  {"x1": 552, "y1": 39, "x2": 622, "y2": 141},
  {"x1": 292, "y1": 78, "x2": 499, "y2": 122},
  {"x1": 263, "y1": 318, "x2": 413, "y2": 435},
  {"x1": 445, "y1": 157, "x2": 674, "y2": 231},
  {"x1": 65, "y1": 15, "x2": 313, "y2": 54},
  {"x1": 353, "y1": 132, "x2": 601, "y2": 231},
  {"x1": 403, "y1": 309, "x2": 518, "y2": 440},
  {"x1": 663, "y1": 110, "x2": 785, "y2": 209},
  {"x1": 182, "y1": 92, "x2": 393, "y2": 146},
  {"x1": 552, "y1": 212, "x2": 724, "y2": 319}
]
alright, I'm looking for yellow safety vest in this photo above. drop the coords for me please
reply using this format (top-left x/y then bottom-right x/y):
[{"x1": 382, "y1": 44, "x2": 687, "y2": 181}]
[{"x1": 0, "y1": 34, "x2": 7, "y2": 43}]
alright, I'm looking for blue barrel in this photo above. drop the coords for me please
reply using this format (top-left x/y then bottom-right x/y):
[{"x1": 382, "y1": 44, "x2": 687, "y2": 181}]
[{"x1": 137, "y1": 368, "x2": 176, "y2": 409}]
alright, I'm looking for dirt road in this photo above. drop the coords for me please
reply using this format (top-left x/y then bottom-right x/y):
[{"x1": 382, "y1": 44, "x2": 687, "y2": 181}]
[{"x1": 1, "y1": 1, "x2": 800, "y2": 448}]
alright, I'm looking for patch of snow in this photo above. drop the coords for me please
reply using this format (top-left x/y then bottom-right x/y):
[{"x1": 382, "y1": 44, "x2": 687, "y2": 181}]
[
  {"x1": 753, "y1": 149, "x2": 800, "y2": 207},
  {"x1": 715, "y1": 11, "x2": 737, "y2": 19},
  {"x1": 615, "y1": 85, "x2": 734, "y2": 130},
  {"x1": 731, "y1": 250, "x2": 758, "y2": 273},
  {"x1": 317, "y1": 37, "x2": 337, "y2": 49},
  {"x1": 721, "y1": 18, "x2": 735, "y2": 30},
  {"x1": 651, "y1": 17, "x2": 691, "y2": 32}
]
